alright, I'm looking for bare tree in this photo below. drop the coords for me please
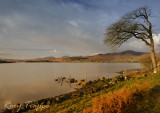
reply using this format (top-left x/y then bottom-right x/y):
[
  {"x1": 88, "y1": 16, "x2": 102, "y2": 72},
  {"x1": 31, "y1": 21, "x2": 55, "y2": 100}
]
[{"x1": 104, "y1": 7, "x2": 157, "y2": 70}]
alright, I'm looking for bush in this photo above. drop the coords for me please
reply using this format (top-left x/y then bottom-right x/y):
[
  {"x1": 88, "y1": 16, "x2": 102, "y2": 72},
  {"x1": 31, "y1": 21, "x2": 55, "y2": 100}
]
[
  {"x1": 83, "y1": 88, "x2": 135, "y2": 113},
  {"x1": 83, "y1": 82, "x2": 151, "y2": 113}
]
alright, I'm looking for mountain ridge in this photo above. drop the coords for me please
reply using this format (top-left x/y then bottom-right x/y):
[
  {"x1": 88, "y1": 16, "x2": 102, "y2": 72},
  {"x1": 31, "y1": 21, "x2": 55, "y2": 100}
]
[
  {"x1": 97, "y1": 50, "x2": 148, "y2": 56},
  {"x1": 0, "y1": 50, "x2": 148, "y2": 63},
  {"x1": 25, "y1": 50, "x2": 148, "y2": 63}
]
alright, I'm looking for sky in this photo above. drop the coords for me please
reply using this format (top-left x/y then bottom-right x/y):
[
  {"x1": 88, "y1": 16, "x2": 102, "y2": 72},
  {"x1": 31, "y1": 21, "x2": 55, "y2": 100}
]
[{"x1": 0, "y1": 0, "x2": 160, "y2": 59}]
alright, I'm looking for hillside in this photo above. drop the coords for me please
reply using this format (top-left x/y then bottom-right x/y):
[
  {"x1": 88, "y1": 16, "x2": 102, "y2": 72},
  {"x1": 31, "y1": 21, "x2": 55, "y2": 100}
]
[
  {"x1": 0, "y1": 50, "x2": 147, "y2": 63},
  {"x1": 25, "y1": 50, "x2": 147, "y2": 63},
  {"x1": 98, "y1": 50, "x2": 147, "y2": 56},
  {"x1": 86, "y1": 50, "x2": 147, "y2": 63}
]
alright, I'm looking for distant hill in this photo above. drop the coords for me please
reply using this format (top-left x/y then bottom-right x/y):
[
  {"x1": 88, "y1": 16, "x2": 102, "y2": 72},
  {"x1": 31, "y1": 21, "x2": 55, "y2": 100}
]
[
  {"x1": 98, "y1": 50, "x2": 147, "y2": 56},
  {"x1": 24, "y1": 50, "x2": 147, "y2": 63},
  {"x1": 34, "y1": 56, "x2": 56, "y2": 60},
  {"x1": 86, "y1": 50, "x2": 148, "y2": 63},
  {"x1": 0, "y1": 50, "x2": 148, "y2": 63},
  {"x1": 0, "y1": 59, "x2": 15, "y2": 63}
]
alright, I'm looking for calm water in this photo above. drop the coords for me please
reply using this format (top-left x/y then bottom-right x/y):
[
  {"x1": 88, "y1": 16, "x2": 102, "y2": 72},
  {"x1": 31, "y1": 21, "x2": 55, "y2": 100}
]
[{"x1": 0, "y1": 63, "x2": 140, "y2": 111}]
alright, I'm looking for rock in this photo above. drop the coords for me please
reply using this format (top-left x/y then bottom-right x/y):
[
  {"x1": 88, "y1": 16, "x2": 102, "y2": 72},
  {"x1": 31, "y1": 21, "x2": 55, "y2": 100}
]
[
  {"x1": 65, "y1": 78, "x2": 75, "y2": 83},
  {"x1": 86, "y1": 81, "x2": 92, "y2": 85},
  {"x1": 55, "y1": 79, "x2": 58, "y2": 81},
  {"x1": 143, "y1": 74, "x2": 147, "y2": 77},
  {"x1": 55, "y1": 97, "x2": 59, "y2": 101},
  {"x1": 80, "y1": 79, "x2": 85, "y2": 82},
  {"x1": 124, "y1": 76, "x2": 128, "y2": 80},
  {"x1": 81, "y1": 81, "x2": 87, "y2": 86},
  {"x1": 115, "y1": 75, "x2": 124, "y2": 81},
  {"x1": 105, "y1": 77, "x2": 109, "y2": 80},
  {"x1": 100, "y1": 77, "x2": 105, "y2": 80},
  {"x1": 74, "y1": 80, "x2": 78, "y2": 83},
  {"x1": 74, "y1": 82, "x2": 81, "y2": 86},
  {"x1": 104, "y1": 84, "x2": 110, "y2": 88},
  {"x1": 70, "y1": 78, "x2": 75, "y2": 83},
  {"x1": 109, "y1": 81, "x2": 115, "y2": 85}
]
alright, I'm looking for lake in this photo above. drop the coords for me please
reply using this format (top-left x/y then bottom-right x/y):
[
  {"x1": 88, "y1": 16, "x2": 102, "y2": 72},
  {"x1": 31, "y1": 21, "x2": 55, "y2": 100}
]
[{"x1": 0, "y1": 63, "x2": 141, "y2": 111}]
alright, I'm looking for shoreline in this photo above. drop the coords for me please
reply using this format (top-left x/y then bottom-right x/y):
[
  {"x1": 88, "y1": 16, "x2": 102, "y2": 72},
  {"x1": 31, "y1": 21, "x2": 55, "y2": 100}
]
[
  {"x1": 2, "y1": 67, "x2": 142, "y2": 113},
  {"x1": 4, "y1": 67, "x2": 160, "y2": 113},
  {"x1": 2, "y1": 72, "x2": 132, "y2": 113}
]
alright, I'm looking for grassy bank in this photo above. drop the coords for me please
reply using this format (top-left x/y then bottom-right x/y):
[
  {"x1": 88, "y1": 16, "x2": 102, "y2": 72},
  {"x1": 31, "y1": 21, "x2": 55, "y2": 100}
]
[{"x1": 4, "y1": 71, "x2": 160, "y2": 113}]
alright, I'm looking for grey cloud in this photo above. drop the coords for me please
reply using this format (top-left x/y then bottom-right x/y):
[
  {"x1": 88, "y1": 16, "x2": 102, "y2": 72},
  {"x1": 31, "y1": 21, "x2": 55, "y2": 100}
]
[{"x1": 0, "y1": 0, "x2": 160, "y2": 59}]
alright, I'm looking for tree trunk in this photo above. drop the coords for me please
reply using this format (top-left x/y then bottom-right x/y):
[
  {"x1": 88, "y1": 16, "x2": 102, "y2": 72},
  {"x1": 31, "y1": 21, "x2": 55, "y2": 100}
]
[{"x1": 150, "y1": 40, "x2": 157, "y2": 70}]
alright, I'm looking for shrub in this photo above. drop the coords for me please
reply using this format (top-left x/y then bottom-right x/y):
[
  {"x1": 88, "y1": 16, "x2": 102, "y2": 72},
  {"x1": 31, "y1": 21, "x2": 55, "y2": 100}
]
[
  {"x1": 83, "y1": 88, "x2": 135, "y2": 113},
  {"x1": 83, "y1": 82, "x2": 151, "y2": 113},
  {"x1": 129, "y1": 81, "x2": 151, "y2": 96}
]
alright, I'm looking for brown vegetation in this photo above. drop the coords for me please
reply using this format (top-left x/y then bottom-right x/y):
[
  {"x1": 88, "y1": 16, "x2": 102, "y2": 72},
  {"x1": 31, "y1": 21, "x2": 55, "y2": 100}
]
[
  {"x1": 84, "y1": 82, "x2": 151, "y2": 113},
  {"x1": 24, "y1": 50, "x2": 146, "y2": 63},
  {"x1": 84, "y1": 88, "x2": 135, "y2": 113}
]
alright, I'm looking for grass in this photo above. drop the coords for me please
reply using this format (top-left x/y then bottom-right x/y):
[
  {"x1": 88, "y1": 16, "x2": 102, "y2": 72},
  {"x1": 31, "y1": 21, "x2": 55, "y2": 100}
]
[{"x1": 4, "y1": 71, "x2": 160, "y2": 113}]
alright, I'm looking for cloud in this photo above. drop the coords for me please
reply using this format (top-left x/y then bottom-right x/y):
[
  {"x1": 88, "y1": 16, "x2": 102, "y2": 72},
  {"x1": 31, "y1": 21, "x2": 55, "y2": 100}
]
[
  {"x1": 0, "y1": 0, "x2": 159, "y2": 59},
  {"x1": 153, "y1": 33, "x2": 160, "y2": 51},
  {"x1": 69, "y1": 21, "x2": 78, "y2": 27},
  {"x1": 118, "y1": 33, "x2": 160, "y2": 53}
]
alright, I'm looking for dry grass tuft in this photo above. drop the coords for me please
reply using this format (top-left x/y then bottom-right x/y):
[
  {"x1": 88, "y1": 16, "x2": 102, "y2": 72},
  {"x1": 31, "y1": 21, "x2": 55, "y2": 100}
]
[
  {"x1": 84, "y1": 82, "x2": 151, "y2": 113},
  {"x1": 129, "y1": 73, "x2": 144, "y2": 78},
  {"x1": 84, "y1": 88, "x2": 135, "y2": 113},
  {"x1": 130, "y1": 81, "x2": 151, "y2": 96}
]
